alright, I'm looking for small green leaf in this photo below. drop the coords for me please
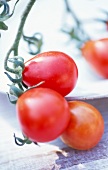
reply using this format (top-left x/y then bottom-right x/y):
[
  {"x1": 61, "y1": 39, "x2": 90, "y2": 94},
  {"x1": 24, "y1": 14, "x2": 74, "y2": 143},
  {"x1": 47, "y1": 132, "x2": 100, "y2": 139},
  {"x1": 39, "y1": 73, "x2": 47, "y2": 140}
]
[
  {"x1": 4, "y1": 72, "x2": 22, "y2": 84},
  {"x1": 0, "y1": 21, "x2": 8, "y2": 30},
  {"x1": 26, "y1": 140, "x2": 32, "y2": 144}
]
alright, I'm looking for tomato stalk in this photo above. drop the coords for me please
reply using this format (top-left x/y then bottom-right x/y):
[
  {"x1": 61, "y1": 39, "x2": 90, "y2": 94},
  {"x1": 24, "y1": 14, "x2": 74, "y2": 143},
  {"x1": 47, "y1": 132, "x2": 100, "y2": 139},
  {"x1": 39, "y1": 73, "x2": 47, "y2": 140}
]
[
  {"x1": 4, "y1": 0, "x2": 37, "y2": 74},
  {"x1": 62, "y1": 0, "x2": 90, "y2": 45},
  {"x1": 64, "y1": 0, "x2": 80, "y2": 28},
  {"x1": 14, "y1": 133, "x2": 39, "y2": 146}
]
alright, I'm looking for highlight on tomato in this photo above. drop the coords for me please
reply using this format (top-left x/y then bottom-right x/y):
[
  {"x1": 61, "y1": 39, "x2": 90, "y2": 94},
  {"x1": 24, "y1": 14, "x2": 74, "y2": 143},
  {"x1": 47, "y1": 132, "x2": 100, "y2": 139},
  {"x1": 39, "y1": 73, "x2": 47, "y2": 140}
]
[
  {"x1": 16, "y1": 87, "x2": 71, "y2": 143},
  {"x1": 81, "y1": 38, "x2": 108, "y2": 78},
  {"x1": 60, "y1": 101, "x2": 104, "y2": 150},
  {"x1": 22, "y1": 51, "x2": 78, "y2": 97}
]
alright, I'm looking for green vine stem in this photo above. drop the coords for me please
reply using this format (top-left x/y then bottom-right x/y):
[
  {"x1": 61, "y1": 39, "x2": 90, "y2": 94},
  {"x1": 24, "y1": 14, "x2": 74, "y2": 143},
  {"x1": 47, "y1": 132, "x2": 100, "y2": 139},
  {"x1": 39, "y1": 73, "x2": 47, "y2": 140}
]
[
  {"x1": 4, "y1": 0, "x2": 36, "y2": 74},
  {"x1": 64, "y1": 0, "x2": 80, "y2": 26}
]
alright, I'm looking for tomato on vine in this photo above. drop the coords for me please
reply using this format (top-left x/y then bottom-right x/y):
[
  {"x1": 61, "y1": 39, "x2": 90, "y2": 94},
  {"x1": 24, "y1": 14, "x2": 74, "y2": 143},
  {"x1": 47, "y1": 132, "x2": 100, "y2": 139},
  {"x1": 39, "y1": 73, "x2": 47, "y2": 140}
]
[
  {"x1": 61, "y1": 101, "x2": 104, "y2": 150},
  {"x1": 22, "y1": 51, "x2": 78, "y2": 96},
  {"x1": 16, "y1": 87, "x2": 71, "y2": 143},
  {"x1": 81, "y1": 38, "x2": 108, "y2": 78}
]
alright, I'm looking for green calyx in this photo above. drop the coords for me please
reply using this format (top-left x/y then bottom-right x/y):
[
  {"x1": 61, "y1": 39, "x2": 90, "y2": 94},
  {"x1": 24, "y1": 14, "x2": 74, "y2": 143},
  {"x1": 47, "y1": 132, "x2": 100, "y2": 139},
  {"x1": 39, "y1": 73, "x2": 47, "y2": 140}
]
[
  {"x1": 5, "y1": 56, "x2": 25, "y2": 104},
  {"x1": 7, "y1": 84, "x2": 24, "y2": 104}
]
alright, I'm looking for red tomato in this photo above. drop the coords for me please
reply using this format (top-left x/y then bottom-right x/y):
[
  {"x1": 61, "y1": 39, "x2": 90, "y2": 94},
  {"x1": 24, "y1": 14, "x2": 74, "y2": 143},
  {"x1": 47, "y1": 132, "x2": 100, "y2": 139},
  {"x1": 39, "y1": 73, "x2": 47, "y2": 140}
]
[
  {"x1": 81, "y1": 38, "x2": 108, "y2": 78},
  {"x1": 61, "y1": 101, "x2": 104, "y2": 150},
  {"x1": 16, "y1": 87, "x2": 70, "y2": 143},
  {"x1": 22, "y1": 51, "x2": 78, "y2": 96}
]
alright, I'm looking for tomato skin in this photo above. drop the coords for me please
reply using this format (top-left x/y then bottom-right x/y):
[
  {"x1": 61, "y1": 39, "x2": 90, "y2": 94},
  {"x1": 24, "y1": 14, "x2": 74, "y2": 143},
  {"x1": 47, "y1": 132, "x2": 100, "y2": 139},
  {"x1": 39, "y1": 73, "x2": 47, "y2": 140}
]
[
  {"x1": 16, "y1": 87, "x2": 70, "y2": 143},
  {"x1": 61, "y1": 101, "x2": 104, "y2": 150},
  {"x1": 81, "y1": 38, "x2": 108, "y2": 78},
  {"x1": 22, "y1": 51, "x2": 78, "y2": 96}
]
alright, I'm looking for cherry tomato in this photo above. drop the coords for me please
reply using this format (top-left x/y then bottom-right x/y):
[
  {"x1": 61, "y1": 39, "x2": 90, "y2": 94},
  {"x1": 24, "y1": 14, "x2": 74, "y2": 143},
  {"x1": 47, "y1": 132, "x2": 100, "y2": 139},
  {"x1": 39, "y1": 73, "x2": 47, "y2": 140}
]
[
  {"x1": 61, "y1": 101, "x2": 104, "y2": 150},
  {"x1": 22, "y1": 51, "x2": 78, "y2": 96},
  {"x1": 81, "y1": 38, "x2": 108, "y2": 78},
  {"x1": 16, "y1": 87, "x2": 70, "y2": 143}
]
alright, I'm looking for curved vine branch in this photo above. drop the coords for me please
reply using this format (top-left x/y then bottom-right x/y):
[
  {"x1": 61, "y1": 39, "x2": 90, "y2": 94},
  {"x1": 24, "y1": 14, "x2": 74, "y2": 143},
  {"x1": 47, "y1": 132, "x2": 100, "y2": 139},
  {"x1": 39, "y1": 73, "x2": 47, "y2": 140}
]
[{"x1": 64, "y1": 0, "x2": 80, "y2": 26}]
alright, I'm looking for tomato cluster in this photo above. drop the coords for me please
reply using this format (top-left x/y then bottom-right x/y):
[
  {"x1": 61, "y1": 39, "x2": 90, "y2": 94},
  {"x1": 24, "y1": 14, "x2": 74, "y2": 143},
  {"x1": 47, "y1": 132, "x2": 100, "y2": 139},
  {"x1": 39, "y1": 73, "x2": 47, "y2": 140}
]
[{"x1": 16, "y1": 51, "x2": 104, "y2": 150}]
